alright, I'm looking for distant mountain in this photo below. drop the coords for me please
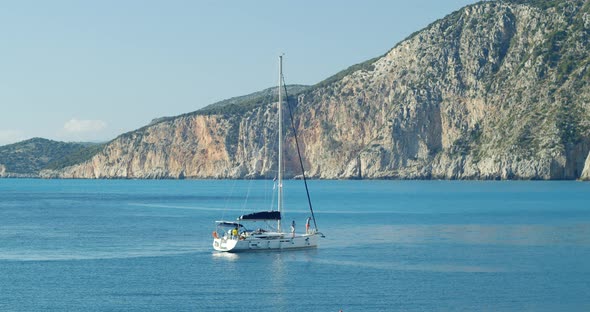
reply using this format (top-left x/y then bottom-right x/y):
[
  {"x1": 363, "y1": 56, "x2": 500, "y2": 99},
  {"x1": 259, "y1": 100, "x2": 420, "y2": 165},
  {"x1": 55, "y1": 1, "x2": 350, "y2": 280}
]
[
  {"x1": 31, "y1": 0, "x2": 590, "y2": 180},
  {"x1": 0, "y1": 138, "x2": 103, "y2": 177}
]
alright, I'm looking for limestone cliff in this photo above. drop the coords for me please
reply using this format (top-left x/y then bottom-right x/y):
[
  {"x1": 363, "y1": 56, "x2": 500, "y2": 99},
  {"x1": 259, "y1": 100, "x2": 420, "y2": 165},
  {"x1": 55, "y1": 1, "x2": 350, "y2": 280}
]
[
  {"x1": 581, "y1": 151, "x2": 590, "y2": 180},
  {"x1": 42, "y1": 0, "x2": 590, "y2": 180},
  {"x1": 41, "y1": 110, "x2": 283, "y2": 179}
]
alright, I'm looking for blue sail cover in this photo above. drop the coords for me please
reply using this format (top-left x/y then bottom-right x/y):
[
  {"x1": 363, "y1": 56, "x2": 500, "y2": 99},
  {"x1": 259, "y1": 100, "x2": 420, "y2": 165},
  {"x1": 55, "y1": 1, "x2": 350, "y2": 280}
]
[{"x1": 238, "y1": 211, "x2": 281, "y2": 221}]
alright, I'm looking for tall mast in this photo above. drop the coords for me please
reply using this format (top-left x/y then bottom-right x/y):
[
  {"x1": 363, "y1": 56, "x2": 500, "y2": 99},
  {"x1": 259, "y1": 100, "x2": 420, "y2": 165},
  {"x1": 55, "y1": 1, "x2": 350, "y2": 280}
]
[{"x1": 277, "y1": 55, "x2": 283, "y2": 233}]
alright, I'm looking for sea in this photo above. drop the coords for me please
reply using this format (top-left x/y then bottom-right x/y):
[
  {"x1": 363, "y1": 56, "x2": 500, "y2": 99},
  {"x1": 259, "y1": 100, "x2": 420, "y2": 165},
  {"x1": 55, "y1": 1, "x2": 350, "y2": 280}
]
[{"x1": 0, "y1": 179, "x2": 589, "y2": 312}]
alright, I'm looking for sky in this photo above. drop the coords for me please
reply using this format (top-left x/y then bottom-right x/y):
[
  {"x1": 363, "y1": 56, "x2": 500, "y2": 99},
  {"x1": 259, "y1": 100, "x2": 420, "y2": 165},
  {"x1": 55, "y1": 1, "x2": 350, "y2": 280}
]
[{"x1": 0, "y1": 0, "x2": 477, "y2": 146}]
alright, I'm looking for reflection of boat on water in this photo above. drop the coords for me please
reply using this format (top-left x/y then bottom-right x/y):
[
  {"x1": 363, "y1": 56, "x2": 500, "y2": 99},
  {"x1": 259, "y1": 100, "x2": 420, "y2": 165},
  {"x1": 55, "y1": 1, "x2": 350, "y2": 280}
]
[
  {"x1": 212, "y1": 56, "x2": 323, "y2": 252},
  {"x1": 211, "y1": 249, "x2": 239, "y2": 260}
]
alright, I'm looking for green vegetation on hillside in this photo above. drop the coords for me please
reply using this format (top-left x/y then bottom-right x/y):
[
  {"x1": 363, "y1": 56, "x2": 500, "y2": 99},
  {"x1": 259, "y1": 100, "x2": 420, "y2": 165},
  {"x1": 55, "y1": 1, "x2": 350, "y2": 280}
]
[
  {"x1": 195, "y1": 85, "x2": 308, "y2": 116},
  {"x1": 0, "y1": 138, "x2": 103, "y2": 175},
  {"x1": 202, "y1": 85, "x2": 308, "y2": 111},
  {"x1": 505, "y1": 0, "x2": 569, "y2": 10},
  {"x1": 308, "y1": 56, "x2": 381, "y2": 92},
  {"x1": 44, "y1": 143, "x2": 105, "y2": 170}
]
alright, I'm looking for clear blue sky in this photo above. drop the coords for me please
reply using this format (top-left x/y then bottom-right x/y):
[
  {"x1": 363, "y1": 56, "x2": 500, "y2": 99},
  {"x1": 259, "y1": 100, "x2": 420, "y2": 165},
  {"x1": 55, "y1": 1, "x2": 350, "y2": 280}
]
[{"x1": 0, "y1": 0, "x2": 477, "y2": 146}]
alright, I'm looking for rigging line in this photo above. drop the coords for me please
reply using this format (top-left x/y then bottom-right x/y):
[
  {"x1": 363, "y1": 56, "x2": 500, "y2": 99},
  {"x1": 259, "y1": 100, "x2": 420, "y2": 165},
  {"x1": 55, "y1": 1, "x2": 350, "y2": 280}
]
[
  {"x1": 263, "y1": 83, "x2": 280, "y2": 211},
  {"x1": 266, "y1": 82, "x2": 278, "y2": 172},
  {"x1": 241, "y1": 175, "x2": 254, "y2": 212},
  {"x1": 241, "y1": 86, "x2": 277, "y2": 216},
  {"x1": 221, "y1": 179, "x2": 239, "y2": 222},
  {"x1": 270, "y1": 179, "x2": 277, "y2": 211},
  {"x1": 281, "y1": 77, "x2": 319, "y2": 232}
]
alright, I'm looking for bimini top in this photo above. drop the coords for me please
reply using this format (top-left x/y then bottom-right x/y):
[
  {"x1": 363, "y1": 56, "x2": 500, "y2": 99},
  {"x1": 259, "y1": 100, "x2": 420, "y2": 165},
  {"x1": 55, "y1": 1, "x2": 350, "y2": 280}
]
[{"x1": 238, "y1": 211, "x2": 281, "y2": 221}]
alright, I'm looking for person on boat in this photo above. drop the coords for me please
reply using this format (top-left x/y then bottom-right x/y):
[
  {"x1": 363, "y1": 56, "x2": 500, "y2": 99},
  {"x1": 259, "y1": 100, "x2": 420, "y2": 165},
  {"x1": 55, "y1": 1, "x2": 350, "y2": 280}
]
[
  {"x1": 232, "y1": 227, "x2": 238, "y2": 239},
  {"x1": 291, "y1": 220, "x2": 295, "y2": 238},
  {"x1": 305, "y1": 217, "x2": 311, "y2": 234}
]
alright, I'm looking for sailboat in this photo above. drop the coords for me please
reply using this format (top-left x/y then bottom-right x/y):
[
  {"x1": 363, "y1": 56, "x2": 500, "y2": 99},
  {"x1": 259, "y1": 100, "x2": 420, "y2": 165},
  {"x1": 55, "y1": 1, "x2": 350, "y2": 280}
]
[{"x1": 212, "y1": 56, "x2": 323, "y2": 252}]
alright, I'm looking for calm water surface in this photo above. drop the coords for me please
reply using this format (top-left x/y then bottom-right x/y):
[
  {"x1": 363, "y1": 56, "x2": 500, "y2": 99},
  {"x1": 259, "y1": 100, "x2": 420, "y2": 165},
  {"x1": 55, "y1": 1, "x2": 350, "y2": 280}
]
[{"x1": 0, "y1": 179, "x2": 589, "y2": 311}]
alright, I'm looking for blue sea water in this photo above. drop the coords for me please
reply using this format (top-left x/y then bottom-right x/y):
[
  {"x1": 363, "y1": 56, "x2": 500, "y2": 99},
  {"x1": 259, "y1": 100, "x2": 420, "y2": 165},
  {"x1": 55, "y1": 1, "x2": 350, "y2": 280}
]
[{"x1": 0, "y1": 179, "x2": 589, "y2": 311}]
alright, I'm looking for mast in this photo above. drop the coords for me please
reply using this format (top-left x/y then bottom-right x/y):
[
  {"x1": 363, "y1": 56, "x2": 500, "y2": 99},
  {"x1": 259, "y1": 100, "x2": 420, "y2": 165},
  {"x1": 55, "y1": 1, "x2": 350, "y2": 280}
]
[{"x1": 277, "y1": 55, "x2": 283, "y2": 233}]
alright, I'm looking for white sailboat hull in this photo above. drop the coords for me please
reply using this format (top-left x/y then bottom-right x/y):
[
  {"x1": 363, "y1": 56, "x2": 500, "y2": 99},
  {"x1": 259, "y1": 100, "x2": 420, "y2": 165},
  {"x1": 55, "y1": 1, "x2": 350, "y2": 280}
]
[{"x1": 213, "y1": 233, "x2": 319, "y2": 252}]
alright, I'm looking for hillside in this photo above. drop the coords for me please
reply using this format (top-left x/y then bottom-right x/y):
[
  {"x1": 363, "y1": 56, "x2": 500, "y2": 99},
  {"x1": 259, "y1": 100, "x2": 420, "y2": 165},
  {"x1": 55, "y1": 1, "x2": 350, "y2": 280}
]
[
  {"x1": 41, "y1": 0, "x2": 590, "y2": 180},
  {"x1": 0, "y1": 138, "x2": 102, "y2": 177},
  {"x1": 0, "y1": 86, "x2": 308, "y2": 178}
]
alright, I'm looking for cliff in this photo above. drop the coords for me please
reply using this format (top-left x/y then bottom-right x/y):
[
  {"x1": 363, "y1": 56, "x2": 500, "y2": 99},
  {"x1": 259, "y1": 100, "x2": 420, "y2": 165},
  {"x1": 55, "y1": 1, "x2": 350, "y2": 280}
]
[{"x1": 41, "y1": 0, "x2": 590, "y2": 180}]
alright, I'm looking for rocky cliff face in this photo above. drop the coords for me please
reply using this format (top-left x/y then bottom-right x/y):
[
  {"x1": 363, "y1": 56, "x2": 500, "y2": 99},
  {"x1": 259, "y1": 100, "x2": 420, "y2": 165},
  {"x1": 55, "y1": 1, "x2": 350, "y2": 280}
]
[
  {"x1": 42, "y1": 110, "x2": 283, "y2": 179},
  {"x1": 42, "y1": 0, "x2": 590, "y2": 180},
  {"x1": 582, "y1": 152, "x2": 590, "y2": 180}
]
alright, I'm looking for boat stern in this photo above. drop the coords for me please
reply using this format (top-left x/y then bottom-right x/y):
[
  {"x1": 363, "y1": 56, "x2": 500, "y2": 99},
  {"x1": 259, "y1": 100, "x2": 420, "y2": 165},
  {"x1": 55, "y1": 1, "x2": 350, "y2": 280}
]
[{"x1": 213, "y1": 237, "x2": 239, "y2": 252}]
